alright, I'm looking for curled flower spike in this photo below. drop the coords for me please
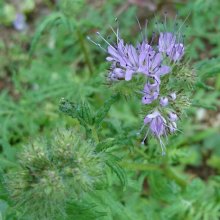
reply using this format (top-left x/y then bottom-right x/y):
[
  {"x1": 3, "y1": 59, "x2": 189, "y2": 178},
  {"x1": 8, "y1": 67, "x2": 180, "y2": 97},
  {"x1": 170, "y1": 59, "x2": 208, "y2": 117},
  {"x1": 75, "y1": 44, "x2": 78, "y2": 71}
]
[{"x1": 88, "y1": 15, "x2": 194, "y2": 155}]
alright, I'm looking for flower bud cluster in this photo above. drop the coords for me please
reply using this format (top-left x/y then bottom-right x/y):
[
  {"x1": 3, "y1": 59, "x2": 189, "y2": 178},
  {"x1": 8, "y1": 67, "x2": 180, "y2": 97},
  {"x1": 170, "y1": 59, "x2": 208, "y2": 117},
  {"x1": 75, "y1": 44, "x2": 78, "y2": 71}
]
[{"x1": 5, "y1": 129, "x2": 106, "y2": 219}]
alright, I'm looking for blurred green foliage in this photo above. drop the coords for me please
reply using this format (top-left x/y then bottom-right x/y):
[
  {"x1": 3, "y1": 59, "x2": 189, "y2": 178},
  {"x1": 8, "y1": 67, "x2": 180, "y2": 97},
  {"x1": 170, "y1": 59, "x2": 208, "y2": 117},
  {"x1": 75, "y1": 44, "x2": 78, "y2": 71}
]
[{"x1": 0, "y1": 0, "x2": 220, "y2": 219}]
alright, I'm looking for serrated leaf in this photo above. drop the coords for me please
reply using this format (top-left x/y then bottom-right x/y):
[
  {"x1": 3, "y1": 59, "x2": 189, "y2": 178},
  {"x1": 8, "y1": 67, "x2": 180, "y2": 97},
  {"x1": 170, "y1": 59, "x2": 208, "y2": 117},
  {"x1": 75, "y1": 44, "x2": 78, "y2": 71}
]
[
  {"x1": 106, "y1": 159, "x2": 127, "y2": 187},
  {"x1": 29, "y1": 12, "x2": 65, "y2": 56}
]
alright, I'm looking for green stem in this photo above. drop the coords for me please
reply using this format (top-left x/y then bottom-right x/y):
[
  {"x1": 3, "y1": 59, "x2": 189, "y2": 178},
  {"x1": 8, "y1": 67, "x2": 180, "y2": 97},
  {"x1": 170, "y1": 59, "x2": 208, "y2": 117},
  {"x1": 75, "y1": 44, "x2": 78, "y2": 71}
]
[{"x1": 76, "y1": 28, "x2": 94, "y2": 75}]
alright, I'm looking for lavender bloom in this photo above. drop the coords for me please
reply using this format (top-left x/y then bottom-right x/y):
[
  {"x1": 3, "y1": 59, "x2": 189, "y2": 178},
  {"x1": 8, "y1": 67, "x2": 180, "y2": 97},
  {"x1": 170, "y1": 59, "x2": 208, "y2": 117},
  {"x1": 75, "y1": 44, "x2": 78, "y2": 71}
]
[
  {"x1": 13, "y1": 13, "x2": 27, "y2": 31},
  {"x1": 108, "y1": 67, "x2": 125, "y2": 81},
  {"x1": 169, "y1": 112, "x2": 178, "y2": 122},
  {"x1": 167, "y1": 112, "x2": 178, "y2": 133},
  {"x1": 108, "y1": 61, "x2": 126, "y2": 81},
  {"x1": 106, "y1": 40, "x2": 138, "y2": 81},
  {"x1": 142, "y1": 79, "x2": 160, "y2": 104},
  {"x1": 158, "y1": 32, "x2": 176, "y2": 54},
  {"x1": 107, "y1": 40, "x2": 170, "y2": 81},
  {"x1": 159, "y1": 32, "x2": 184, "y2": 61},
  {"x1": 144, "y1": 111, "x2": 167, "y2": 155},
  {"x1": 160, "y1": 97, "x2": 168, "y2": 106},
  {"x1": 139, "y1": 52, "x2": 171, "y2": 77},
  {"x1": 144, "y1": 111, "x2": 166, "y2": 137},
  {"x1": 88, "y1": 18, "x2": 192, "y2": 155},
  {"x1": 168, "y1": 43, "x2": 184, "y2": 61},
  {"x1": 136, "y1": 42, "x2": 155, "y2": 73}
]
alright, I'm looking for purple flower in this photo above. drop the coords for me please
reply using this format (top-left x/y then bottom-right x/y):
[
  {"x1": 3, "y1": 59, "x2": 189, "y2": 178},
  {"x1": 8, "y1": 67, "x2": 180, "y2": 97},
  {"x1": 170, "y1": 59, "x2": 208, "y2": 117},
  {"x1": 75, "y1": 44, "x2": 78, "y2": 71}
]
[
  {"x1": 108, "y1": 66, "x2": 125, "y2": 81},
  {"x1": 136, "y1": 42, "x2": 155, "y2": 72},
  {"x1": 140, "y1": 52, "x2": 171, "y2": 77},
  {"x1": 168, "y1": 43, "x2": 184, "y2": 61},
  {"x1": 143, "y1": 111, "x2": 167, "y2": 155},
  {"x1": 169, "y1": 112, "x2": 178, "y2": 122},
  {"x1": 87, "y1": 20, "x2": 189, "y2": 155},
  {"x1": 159, "y1": 32, "x2": 184, "y2": 61},
  {"x1": 107, "y1": 39, "x2": 171, "y2": 81},
  {"x1": 144, "y1": 111, "x2": 166, "y2": 137},
  {"x1": 142, "y1": 79, "x2": 160, "y2": 104},
  {"x1": 160, "y1": 97, "x2": 168, "y2": 106},
  {"x1": 158, "y1": 32, "x2": 176, "y2": 54},
  {"x1": 106, "y1": 39, "x2": 138, "y2": 81},
  {"x1": 13, "y1": 13, "x2": 27, "y2": 31}
]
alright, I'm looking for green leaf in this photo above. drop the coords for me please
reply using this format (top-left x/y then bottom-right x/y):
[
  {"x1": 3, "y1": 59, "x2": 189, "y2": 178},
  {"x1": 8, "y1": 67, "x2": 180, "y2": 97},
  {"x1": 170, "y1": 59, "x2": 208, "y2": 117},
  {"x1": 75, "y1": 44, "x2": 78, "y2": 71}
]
[
  {"x1": 95, "y1": 94, "x2": 119, "y2": 126},
  {"x1": 192, "y1": 101, "x2": 217, "y2": 110},
  {"x1": 106, "y1": 158, "x2": 127, "y2": 187},
  {"x1": 29, "y1": 12, "x2": 66, "y2": 56}
]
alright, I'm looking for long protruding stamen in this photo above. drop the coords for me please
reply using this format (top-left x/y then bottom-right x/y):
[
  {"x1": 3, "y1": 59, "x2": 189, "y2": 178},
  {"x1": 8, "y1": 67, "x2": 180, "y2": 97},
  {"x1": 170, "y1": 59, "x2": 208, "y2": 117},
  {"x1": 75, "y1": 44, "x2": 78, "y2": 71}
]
[
  {"x1": 109, "y1": 25, "x2": 121, "y2": 45},
  {"x1": 96, "y1": 32, "x2": 114, "y2": 49},
  {"x1": 144, "y1": 19, "x2": 148, "y2": 43},
  {"x1": 136, "y1": 15, "x2": 145, "y2": 42},
  {"x1": 173, "y1": 13, "x2": 178, "y2": 33},
  {"x1": 153, "y1": 14, "x2": 162, "y2": 34},
  {"x1": 115, "y1": 17, "x2": 120, "y2": 44},
  {"x1": 177, "y1": 12, "x2": 191, "y2": 34},
  {"x1": 150, "y1": 31, "x2": 156, "y2": 45},
  {"x1": 164, "y1": 11, "x2": 167, "y2": 32},
  {"x1": 137, "y1": 124, "x2": 146, "y2": 136},
  {"x1": 158, "y1": 136, "x2": 166, "y2": 156},
  {"x1": 141, "y1": 128, "x2": 149, "y2": 145},
  {"x1": 86, "y1": 36, "x2": 107, "y2": 52}
]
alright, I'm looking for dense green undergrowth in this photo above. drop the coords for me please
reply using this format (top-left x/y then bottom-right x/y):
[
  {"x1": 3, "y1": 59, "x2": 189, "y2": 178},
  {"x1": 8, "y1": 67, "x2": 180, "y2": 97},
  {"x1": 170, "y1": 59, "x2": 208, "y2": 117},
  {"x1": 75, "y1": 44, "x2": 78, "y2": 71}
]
[{"x1": 0, "y1": 0, "x2": 220, "y2": 219}]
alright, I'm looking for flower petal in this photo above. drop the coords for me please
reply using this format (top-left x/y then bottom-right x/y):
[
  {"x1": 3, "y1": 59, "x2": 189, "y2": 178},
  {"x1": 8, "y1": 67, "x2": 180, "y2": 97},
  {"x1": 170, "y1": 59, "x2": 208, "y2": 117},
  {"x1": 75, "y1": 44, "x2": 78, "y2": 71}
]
[
  {"x1": 125, "y1": 70, "x2": 133, "y2": 81},
  {"x1": 157, "y1": 65, "x2": 171, "y2": 76}
]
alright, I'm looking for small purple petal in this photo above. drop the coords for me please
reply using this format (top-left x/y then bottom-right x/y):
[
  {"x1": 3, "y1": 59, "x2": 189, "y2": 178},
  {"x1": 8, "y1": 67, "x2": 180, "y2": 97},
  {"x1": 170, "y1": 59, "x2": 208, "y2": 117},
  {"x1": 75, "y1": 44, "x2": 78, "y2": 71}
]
[
  {"x1": 160, "y1": 97, "x2": 169, "y2": 106},
  {"x1": 158, "y1": 32, "x2": 176, "y2": 53},
  {"x1": 151, "y1": 53, "x2": 162, "y2": 70},
  {"x1": 156, "y1": 65, "x2": 171, "y2": 76},
  {"x1": 125, "y1": 70, "x2": 133, "y2": 81},
  {"x1": 169, "y1": 112, "x2": 178, "y2": 122},
  {"x1": 148, "y1": 112, "x2": 166, "y2": 136},
  {"x1": 168, "y1": 43, "x2": 184, "y2": 61}
]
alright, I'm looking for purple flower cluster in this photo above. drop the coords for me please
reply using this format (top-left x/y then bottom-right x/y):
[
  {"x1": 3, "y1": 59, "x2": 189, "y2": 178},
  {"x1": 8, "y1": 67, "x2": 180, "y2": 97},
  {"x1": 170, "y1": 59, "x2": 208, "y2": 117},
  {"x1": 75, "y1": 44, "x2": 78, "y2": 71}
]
[
  {"x1": 13, "y1": 13, "x2": 27, "y2": 31},
  {"x1": 88, "y1": 24, "x2": 185, "y2": 155}
]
